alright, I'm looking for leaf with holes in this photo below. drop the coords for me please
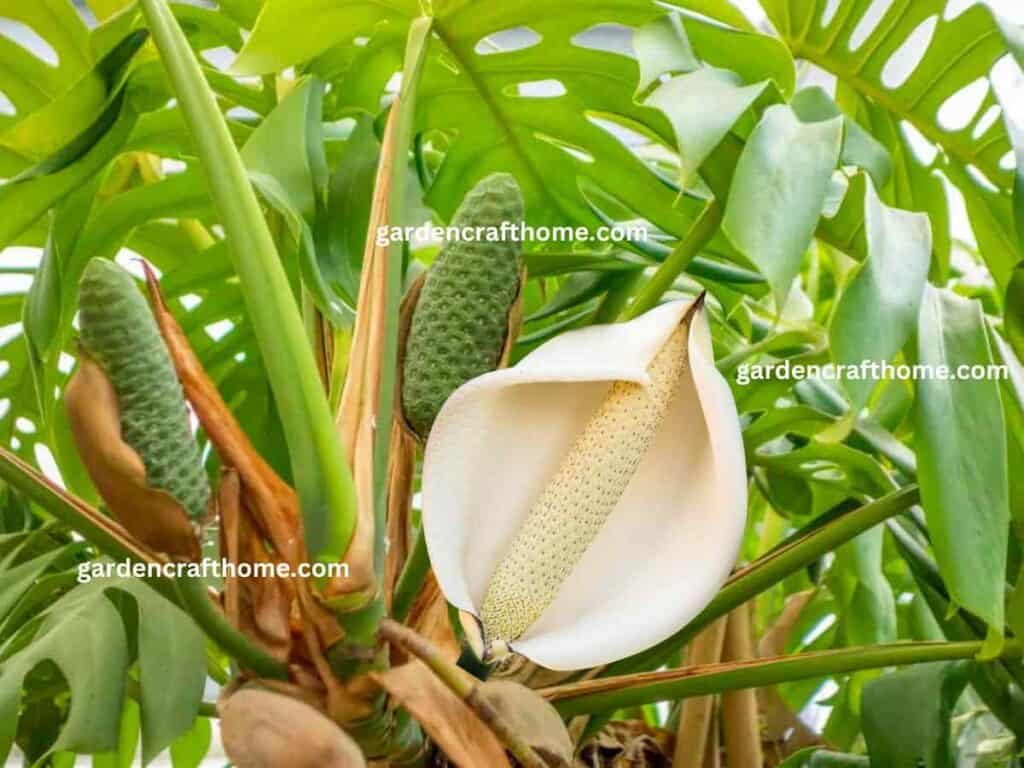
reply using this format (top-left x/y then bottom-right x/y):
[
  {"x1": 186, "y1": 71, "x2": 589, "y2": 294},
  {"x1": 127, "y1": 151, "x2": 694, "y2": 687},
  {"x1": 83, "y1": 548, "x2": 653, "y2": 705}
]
[
  {"x1": 762, "y1": 0, "x2": 1019, "y2": 188},
  {"x1": 0, "y1": 576, "x2": 206, "y2": 765},
  {"x1": 232, "y1": 0, "x2": 724, "y2": 233},
  {"x1": 762, "y1": 0, "x2": 1024, "y2": 287},
  {"x1": 0, "y1": 0, "x2": 95, "y2": 171}
]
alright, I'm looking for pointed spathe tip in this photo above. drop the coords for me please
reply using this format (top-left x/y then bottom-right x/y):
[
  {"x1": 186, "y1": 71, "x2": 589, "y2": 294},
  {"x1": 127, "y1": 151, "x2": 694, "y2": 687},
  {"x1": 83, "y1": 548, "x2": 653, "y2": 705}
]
[{"x1": 682, "y1": 290, "x2": 707, "y2": 324}]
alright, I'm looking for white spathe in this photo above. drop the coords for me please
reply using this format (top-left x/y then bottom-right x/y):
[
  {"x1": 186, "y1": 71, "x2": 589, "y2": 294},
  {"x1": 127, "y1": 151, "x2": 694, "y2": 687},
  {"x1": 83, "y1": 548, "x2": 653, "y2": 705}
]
[{"x1": 421, "y1": 299, "x2": 748, "y2": 670}]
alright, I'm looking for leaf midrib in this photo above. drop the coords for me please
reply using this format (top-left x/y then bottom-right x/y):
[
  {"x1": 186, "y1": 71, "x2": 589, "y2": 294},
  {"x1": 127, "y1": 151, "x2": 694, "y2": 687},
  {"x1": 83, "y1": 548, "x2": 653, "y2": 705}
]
[{"x1": 430, "y1": 22, "x2": 574, "y2": 221}]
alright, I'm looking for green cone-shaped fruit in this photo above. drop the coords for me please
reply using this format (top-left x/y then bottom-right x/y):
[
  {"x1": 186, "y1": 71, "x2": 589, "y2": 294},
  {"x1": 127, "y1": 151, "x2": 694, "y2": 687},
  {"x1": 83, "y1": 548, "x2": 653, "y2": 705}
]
[
  {"x1": 402, "y1": 173, "x2": 524, "y2": 438},
  {"x1": 78, "y1": 258, "x2": 211, "y2": 520}
]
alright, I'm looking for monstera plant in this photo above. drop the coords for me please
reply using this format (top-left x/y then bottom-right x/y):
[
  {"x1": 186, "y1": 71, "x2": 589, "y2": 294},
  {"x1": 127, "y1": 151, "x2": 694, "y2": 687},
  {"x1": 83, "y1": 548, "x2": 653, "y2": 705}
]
[{"x1": 0, "y1": 0, "x2": 1023, "y2": 765}]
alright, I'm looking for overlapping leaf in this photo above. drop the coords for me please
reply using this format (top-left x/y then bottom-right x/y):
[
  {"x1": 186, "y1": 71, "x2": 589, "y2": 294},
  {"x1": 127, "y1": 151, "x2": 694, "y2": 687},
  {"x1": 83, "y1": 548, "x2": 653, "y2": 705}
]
[
  {"x1": 233, "y1": 0, "x2": 738, "y2": 233},
  {"x1": 829, "y1": 176, "x2": 931, "y2": 408},
  {"x1": 761, "y1": 0, "x2": 1018, "y2": 187},
  {"x1": 0, "y1": 576, "x2": 206, "y2": 764},
  {"x1": 915, "y1": 286, "x2": 1009, "y2": 632},
  {"x1": 761, "y1": 0, "x2": 1024, "y2": 287}
]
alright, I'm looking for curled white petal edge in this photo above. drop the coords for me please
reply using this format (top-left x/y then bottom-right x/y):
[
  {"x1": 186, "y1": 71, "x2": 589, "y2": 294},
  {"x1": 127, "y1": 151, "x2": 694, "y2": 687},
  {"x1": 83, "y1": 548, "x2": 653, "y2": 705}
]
[{"x1": 421, "y1": 299, "x2": 748, "y2": 670}]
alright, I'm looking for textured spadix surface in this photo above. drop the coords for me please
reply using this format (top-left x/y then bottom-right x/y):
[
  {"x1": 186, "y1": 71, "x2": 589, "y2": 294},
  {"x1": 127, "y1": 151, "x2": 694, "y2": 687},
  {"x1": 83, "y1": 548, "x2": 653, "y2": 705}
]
[
  {"x1": 78, "y1": 258, "x2": 211, "y2": 521},
  {"x1": 422, "y1": 299, "x2": 747, "y2": 670}
]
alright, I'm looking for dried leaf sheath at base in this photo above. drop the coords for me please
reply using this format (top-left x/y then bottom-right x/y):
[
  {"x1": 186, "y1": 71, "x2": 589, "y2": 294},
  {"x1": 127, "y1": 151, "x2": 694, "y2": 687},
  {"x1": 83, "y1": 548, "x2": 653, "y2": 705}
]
[
  {"x1": 65, "y1": 353, "x2": 201, "y2": 560},
  {"x1": 480, "y1": 310, "x2": 695, "y2": 646}
]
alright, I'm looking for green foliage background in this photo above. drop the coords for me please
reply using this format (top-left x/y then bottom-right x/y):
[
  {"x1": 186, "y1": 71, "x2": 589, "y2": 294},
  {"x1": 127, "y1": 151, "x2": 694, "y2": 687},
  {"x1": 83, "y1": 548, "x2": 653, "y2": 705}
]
[{"x1": 0, "y1": 0, "x2": 1022, "y2": 764}]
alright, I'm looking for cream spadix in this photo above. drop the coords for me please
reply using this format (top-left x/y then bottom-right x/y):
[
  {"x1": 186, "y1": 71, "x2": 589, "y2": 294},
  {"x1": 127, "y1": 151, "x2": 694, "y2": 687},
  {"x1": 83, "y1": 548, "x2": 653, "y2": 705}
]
[{"x1": 421, "y1": 299, "x2": 747, "y2": 670}]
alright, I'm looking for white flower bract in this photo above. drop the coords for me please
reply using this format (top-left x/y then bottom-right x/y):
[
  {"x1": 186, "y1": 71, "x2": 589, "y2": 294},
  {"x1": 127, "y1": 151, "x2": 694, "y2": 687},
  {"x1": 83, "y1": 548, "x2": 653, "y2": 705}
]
[{"x1": 421, "y1": 299, "x2": 748, "y2": 670}]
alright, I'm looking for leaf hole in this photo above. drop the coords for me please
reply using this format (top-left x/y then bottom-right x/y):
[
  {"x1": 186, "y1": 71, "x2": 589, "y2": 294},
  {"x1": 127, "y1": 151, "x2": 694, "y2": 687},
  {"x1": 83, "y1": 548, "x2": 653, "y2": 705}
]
[
  {"x1": 942, "y1": 0, "x2": 974, "y2": 21},
  {"x1": 0, "y1": 360, "x2": 8, "y2": 379},
  {"x1": 58, "y1": 353, "x2": 74, "y2": 374},
  {"x1": 162, "y1": 158, "x2": 187, "y2": 175},
  {"x1": 966, "y1": 164, "x2": 999, "y2": 192},
  {"x1": 201, "y1": 46, "x2": 235, "y2": 70},
  {"x1": 115, "y1": 250, "x2": 151, "y2": 280},
  {"x1": 15, "y1": 417, "x2": 35, "y2": 435},
  {"x1": 0, "y1": 399, "x2": 9, "y2": 420},
  {"x1": 34, "y1": 444, "x2": 63, "y2": 485},
  {"x1": 205, "y1": 320, "x2": 234, "y2": 340},
  {"x1": 1001, "y1": 149, "x2": 1016, "y2": 171},
  {"x1": 587, "y1": 112, "x2": 655, "y2": 149},
  {"x1": 180, "y1": 293, "x2": 202, "y2": 310},
  {"x1": 507, "y1": 79, "x2": 566, "y2": 99},
  {"x1": 0, "y1": 322, "x2": 23, "y2": 346},
  {"x1": 0, "y1": 19, "x2": 59, "y2": 66},
  {"x1": 0, "y1": 89, "x2": 13, "y2": 117},
  {"x1": 0, "y1": 273, "x2": 32, "y2": 293},
  {"x1": 880, "y1": 15, "x2": 936, "y2": 89},
  {"x1": 534, "y1": 132, "x2": 594, "y2": 163},
  {"x1": 571, "y1": 23, "x2": 634, "y2": 57},
  {"x1": 899, "y1": 121, "x2": 938, "y2": 165},
  {"x1": 802, "y1": 613, "x2": 837, "y2": 646},
  {"x1": 972, "y1": 104, "x2": 1002, "y2": 140},
  {"x1": 74, "y1": 1, "x2": 99, "y2": 26},
  {"x1": 226, "y1": 106, "x2": 261, "y2": 121},
  {"x1": 848, "y1": 0, "x2": 896, "y2": 52},
  {"x1": 3, "y1": 247, "x2": 41, "y2": 269},
  {"x1": 474, "y1": 27, "x2": 541, "y2": 55},
  {"x1": 821, "y1": 0, "x2": 841, "y2": 27},
  {"x1": 936, "y1": 77, "x2": 989, "y2": 132}
]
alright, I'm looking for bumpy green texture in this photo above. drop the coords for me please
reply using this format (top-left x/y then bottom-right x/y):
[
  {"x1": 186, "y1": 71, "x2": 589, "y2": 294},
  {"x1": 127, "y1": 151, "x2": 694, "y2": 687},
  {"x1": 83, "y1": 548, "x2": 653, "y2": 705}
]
[
  {"x1": 402, "y1": 173, "x2": 525, "y2": 438},
  {"x1": 78, "y1": 258, "x2": 211, "y2": 520}
]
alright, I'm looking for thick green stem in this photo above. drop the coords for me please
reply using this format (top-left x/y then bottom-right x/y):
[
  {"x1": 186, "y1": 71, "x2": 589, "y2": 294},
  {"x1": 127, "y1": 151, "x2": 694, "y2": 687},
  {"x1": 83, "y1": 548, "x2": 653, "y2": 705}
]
[
  {"x1": 0, "y1": 449, "x2": 171, "y2": 597},
  {"x1": 619, "y1": 200, "x2": 723, "y2": 321},
  {"x1": 392, "y1": 527, "x2": 429, "y2": 623},
  {"x1": 603, "y1": 485, "x2": 921, "y2": 677},
  {"x1": 137, "y1": 0, "x2": 358, "y2": 565},
  {"x1": 549, "y1": 639, "x2": 1023, "y2": 716},
  {"x1": 176, "y1": 576, "x2": 289, "y2": 680},
  {"x1": 594, "y1": 271, "x2": 644, "y2": 323}
]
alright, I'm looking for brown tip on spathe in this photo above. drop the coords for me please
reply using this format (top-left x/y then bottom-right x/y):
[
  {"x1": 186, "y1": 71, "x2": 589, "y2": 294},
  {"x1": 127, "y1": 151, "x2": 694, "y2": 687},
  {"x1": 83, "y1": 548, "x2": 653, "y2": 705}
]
[
  {"x1": 137, "y1": 258, "x2": 169, "y2": 313},
  {"x1": 681, "y1": 290, "x2": 707, "y2": 324}
]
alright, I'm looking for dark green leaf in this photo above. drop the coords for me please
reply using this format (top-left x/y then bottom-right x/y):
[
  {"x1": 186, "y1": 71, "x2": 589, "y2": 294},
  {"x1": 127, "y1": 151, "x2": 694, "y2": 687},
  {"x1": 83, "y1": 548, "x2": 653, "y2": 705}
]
[
  {"x1": 915, "y1": 287, "x2": 1009, "y2": 630},
  {"x1": 861, "y1": 661, "x2": 970, "y2": 768},
  {"x1": 790, "y1": 86, "x2": 891, "y2": 188},
  {"x1": 829, "y1": 177, "x2": 930, "y2": 408},
  {"x1": 721, "y1": 105, "x2": 842, "y2": 308}
]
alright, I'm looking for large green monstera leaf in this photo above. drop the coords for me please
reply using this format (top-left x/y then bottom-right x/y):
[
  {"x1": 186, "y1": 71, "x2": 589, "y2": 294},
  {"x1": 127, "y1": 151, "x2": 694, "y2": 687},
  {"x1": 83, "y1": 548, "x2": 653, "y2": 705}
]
[{"x1": 232, "y1": 0, "x2": 765, "y2": 232}]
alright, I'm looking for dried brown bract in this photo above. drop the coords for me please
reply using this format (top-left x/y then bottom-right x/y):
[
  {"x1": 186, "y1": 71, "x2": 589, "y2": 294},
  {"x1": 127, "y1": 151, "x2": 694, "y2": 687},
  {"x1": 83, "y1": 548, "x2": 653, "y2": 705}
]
[{"x1": 219, "y1": 687, "x2": 366, "y2": 768}]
